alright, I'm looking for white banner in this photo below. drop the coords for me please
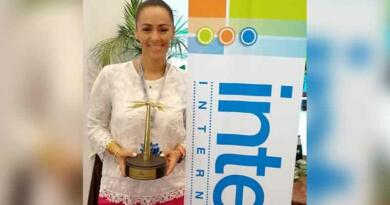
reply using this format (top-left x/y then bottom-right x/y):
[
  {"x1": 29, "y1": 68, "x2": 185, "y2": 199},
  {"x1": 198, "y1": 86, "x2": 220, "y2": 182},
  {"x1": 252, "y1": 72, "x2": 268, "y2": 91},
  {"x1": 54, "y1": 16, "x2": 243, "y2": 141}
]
[{"x1": 185, "y1": 1, "x2": 306, "y2": 204}]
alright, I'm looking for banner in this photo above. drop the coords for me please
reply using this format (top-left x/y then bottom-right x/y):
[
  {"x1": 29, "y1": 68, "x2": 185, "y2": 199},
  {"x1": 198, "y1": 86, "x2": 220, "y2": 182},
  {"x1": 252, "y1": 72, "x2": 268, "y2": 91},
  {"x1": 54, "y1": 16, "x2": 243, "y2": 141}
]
[{"x1": 185, "y1": 0, "x2": 306, "y2": 204}]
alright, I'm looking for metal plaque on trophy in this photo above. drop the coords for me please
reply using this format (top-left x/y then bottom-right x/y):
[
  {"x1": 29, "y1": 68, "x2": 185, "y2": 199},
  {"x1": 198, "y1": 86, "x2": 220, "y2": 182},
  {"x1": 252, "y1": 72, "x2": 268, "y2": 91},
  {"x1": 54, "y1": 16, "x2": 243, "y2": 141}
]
[{"x1": 125, "y1": 101, "x2": 166, "y2": 180}]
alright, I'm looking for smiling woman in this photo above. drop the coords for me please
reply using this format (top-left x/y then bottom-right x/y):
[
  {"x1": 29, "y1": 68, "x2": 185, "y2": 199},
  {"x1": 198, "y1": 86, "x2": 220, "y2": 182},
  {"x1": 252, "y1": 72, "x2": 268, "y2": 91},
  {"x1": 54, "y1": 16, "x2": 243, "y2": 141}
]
[
  {"x1": 135, "y1": 4, "x2": 174, "y2": 79},
  {"x1": 90, "y1": 0, "x2": 188, "y2": 68},
  {"x1": 87, "y1": 1, "x2": 187, "y2": 205}
]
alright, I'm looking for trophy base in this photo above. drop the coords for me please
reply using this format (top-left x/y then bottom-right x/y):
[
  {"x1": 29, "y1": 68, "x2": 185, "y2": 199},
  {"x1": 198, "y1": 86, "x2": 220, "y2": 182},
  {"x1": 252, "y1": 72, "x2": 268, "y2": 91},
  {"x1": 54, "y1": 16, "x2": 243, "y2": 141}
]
[{"x1": 125, "y1": 155, "x2": 166, "y2": 180}]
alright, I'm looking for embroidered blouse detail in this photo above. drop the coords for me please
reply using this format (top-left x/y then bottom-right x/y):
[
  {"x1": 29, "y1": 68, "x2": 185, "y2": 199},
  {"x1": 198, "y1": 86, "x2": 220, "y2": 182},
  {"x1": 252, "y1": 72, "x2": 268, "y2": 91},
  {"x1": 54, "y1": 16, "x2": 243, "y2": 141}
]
[{"x1": 88, "y1": 61, "x2": 186, "y2": 205}]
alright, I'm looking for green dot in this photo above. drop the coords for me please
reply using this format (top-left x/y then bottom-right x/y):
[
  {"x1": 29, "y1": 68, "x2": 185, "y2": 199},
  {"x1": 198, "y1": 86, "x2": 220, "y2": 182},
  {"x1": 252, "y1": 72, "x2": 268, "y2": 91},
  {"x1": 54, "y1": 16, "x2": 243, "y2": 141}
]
[
  {"x1": 200, "y1": 30, "x2": 211, "y2": 41},
  {"x1": 197, "y1": 27, "x2": 214, "y2": 45}
]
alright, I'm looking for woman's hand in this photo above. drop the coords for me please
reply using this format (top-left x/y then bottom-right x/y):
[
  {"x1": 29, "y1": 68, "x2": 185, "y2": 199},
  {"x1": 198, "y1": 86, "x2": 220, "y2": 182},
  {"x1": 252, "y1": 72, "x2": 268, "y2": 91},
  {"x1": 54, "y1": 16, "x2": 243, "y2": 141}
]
[
  {"x1": 115, "y1": 149, "x2": 137, "y2": 177},
  {"x1": 163, "y1": 150, "x2": 181, "y2": 176}
]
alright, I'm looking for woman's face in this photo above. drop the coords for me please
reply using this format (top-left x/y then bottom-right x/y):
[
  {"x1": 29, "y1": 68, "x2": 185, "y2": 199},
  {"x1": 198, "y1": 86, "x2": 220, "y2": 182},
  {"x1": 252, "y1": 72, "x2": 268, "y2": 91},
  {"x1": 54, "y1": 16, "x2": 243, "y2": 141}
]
[{"x1": 136, "y1": 6, "x2": 174, "y2": 61}]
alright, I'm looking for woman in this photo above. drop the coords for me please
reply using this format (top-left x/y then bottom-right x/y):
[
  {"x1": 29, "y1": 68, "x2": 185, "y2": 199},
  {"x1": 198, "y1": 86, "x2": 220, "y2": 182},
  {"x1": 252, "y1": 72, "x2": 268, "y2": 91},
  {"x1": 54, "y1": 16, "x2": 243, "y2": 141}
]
[{"x1": 88, "y1": 0, "x2": 186, "y2": 204}]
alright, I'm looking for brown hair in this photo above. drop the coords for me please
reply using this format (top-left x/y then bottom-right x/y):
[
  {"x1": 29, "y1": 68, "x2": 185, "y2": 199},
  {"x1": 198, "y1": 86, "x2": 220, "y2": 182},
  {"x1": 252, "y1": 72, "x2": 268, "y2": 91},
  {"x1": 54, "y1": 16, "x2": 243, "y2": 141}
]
[{"x1": 135, "y1": 0, "x2": 174, "y2": 25}]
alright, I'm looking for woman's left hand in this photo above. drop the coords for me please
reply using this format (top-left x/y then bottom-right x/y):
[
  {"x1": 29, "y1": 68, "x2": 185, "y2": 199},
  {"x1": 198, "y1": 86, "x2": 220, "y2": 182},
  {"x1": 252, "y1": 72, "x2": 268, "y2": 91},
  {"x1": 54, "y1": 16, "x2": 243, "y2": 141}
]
[{"x1": 162, "y1": 150, "x2": 181, "y2": 176}]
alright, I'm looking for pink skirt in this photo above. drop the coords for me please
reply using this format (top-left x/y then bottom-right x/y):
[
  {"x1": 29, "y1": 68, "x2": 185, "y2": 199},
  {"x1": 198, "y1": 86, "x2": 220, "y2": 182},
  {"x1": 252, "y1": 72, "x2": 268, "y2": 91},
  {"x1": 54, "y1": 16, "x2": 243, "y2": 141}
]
[{"x1": 98, "y1": 196, "x2": 184, "y2": 205}]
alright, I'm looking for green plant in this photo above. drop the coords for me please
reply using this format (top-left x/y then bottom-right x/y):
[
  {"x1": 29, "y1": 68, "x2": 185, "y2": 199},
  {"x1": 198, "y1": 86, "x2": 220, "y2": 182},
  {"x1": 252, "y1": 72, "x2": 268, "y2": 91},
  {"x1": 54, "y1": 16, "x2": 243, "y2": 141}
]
[
  {"x1": 294, "y1": 159, "x2": 307, "y2": 180},
  {"x1": 91, "y1": 0, "x2": 188, "y2": 68}
]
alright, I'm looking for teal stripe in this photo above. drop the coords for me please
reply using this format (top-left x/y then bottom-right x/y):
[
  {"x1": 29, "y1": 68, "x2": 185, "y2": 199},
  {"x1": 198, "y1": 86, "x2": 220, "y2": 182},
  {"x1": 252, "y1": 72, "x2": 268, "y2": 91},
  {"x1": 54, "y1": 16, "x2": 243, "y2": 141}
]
[
  {"x1": 225, "y1": 36, "x2": 306, "y2": 58},
  {"x1": 229, "y1": 19, "x2": 306, "y2": 37}
]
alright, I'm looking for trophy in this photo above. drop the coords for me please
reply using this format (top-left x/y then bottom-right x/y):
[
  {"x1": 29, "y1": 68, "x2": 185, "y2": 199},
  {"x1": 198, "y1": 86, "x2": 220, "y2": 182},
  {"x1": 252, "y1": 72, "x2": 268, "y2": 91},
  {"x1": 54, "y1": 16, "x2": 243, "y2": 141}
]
[{"x1": 126, "y1": 101, "x2": 166, "y2": 180}]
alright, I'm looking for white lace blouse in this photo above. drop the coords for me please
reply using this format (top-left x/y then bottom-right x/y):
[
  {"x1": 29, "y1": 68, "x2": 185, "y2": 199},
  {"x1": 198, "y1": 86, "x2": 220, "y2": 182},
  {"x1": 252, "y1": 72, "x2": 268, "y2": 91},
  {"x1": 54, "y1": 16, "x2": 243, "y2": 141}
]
[{"x1": 88, "y1": 61, "x2": 186, "y2": 205}]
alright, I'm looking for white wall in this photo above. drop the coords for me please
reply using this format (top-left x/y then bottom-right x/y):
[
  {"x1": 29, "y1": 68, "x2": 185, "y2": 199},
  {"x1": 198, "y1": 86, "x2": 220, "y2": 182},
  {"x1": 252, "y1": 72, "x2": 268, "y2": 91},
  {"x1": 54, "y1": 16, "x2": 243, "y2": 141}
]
[{"x1": 83, "y1": 1, "x2": 125, "y2": 204}]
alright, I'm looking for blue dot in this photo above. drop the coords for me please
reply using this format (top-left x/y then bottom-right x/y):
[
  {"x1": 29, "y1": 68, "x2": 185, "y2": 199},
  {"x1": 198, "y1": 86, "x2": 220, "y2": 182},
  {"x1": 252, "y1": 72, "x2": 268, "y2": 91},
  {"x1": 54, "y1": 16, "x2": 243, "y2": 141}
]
[
  {"x1": 243, "y1": 31, "x2": 254, "y2": 42},
  {"x1": 240, "y1": 27, "x2": 257, "y2": 46}
]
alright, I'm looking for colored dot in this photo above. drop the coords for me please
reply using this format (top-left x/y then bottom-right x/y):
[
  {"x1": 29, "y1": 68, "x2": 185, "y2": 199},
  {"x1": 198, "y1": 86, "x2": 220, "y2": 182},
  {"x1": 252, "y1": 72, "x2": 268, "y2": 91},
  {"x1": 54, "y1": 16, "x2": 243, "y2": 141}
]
[
  {"x1": 197, "y1": 27, "x2": 214, "y2": 45},
  {"x1": 218, "y1": 27, "x2": 235, "y2": 46},
  {"x1": 240, "y1": 27, "x2": 257, "y2": 46}
]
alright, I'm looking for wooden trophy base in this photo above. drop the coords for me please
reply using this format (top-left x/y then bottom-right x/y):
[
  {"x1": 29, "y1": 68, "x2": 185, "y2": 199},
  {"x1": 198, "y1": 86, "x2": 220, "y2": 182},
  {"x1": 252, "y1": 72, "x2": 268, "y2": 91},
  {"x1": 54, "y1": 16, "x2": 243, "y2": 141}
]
[{"x1": 125, "y1": 154, "x2": 166, "y2": 180}]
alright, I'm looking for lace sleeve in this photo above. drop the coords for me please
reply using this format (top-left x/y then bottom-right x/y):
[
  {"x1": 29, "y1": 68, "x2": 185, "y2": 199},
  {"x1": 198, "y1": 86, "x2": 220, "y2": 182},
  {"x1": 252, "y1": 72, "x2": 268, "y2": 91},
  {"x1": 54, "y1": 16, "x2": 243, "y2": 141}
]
[
  {"x1": 177, "y1": 70, "x2": 187, "y2": 151},
  {"x1": 87, "y1": 68, "x2": 113, "y2": 161}
]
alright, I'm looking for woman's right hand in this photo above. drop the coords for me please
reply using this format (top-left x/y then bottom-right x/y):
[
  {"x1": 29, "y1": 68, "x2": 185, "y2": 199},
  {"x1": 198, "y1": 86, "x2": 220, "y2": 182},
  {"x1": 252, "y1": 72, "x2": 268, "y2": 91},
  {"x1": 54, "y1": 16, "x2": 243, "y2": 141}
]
[{"x1": 115, "y1": 149, "x2": 137, "y2": 177}]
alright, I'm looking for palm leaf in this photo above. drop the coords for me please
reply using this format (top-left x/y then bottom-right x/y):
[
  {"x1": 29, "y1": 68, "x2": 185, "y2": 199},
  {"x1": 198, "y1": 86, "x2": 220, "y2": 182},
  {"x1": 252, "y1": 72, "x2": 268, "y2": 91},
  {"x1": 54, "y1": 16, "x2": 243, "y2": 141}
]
[{"x1": 91, "y1": 0, "x2": 188, "y2": 67}]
